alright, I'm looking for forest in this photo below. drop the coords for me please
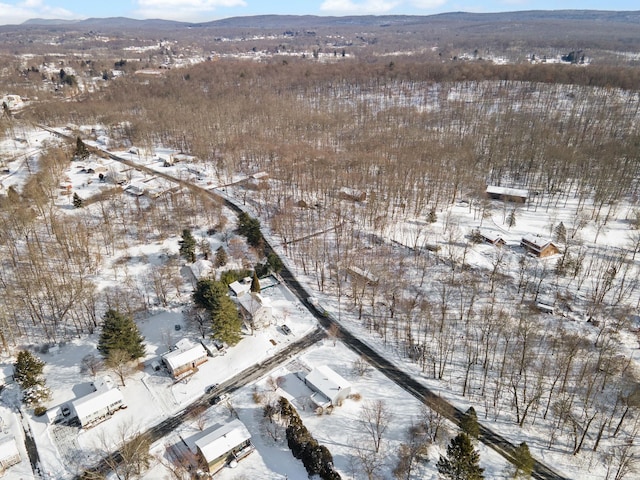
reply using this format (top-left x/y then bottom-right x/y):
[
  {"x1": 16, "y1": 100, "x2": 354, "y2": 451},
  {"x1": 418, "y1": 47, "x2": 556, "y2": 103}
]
[{"x1": 2, "y1": 22, "x2": 640, "y2": 477}]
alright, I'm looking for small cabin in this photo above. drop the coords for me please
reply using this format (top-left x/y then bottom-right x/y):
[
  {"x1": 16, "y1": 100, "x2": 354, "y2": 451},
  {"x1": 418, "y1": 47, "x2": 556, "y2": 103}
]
[
  {"x1": 521, "y1": 235, "x2": 560, "y2": 258},
  {"x1": 486, "y1": 185, "x2": 528, "y2": 203}
]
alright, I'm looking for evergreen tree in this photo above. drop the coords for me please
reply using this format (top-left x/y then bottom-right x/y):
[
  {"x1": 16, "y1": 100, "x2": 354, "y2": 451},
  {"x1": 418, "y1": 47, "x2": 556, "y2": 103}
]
[
  {"x1": 14, "y1": 350, "x2": 51, "y2": 406},
  {"x1": 250, "y1": 271, "x2": 261, "y2": 293},
  {"x1": 97, "y1": 309, "x2": 146, "y2": 360},
  {"x1": 267, "y1": 252, "x2": 284, "y2": 273},
  {"x1": 437, "y1": 433, "x2": 484, "y2": 480},
  {"x1": 507, "y1": 209, "x2": 517, "y2": 229},
  {"x1": 214, "y1": 246, "x2": 228, "y2": 267},
  {"x1": 237, "y1": 212, "x2": 263, "y2": 248},
  {"x1": 513, "y1": 442, "x2": 534, "y2": 478},
  {"x1": 211, "y1": 293, "x2": 242, "y2": 345},
  {"x1": 460, "y1": 406, "x2": 480, "y2": 440},
  {"x1": 73, "y1": 192, "x2": 83, "y2": 208},
  {"x1": 14, "y1": 350, "x2": 45, "y2": 389},
  {"x1": 179, "y1": 229, "x2": 196, "y2": 262},
  {"x1": 193, "y1": 279, "x2": 227, "y2": 311},
  {"x1": 74, "y1": 136, "x2": 89, "y2": 160},
  {"x1": 554, "y1": 222, "x2": 567, "y2": 243}
]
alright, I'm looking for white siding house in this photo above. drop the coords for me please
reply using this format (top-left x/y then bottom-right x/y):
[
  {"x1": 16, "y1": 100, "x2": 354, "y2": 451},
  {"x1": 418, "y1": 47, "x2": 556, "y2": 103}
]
[
  {"x1": 237, "y1": 292, "x2": 273, "y2": 329},
  {"x1": 195, "y1": 419, "x2": 254, "y2": 473},
  {"x1": 304, "y1": 365, "x2": 352, "y2": 408},
  {"x1": 162, "y1": 339, "x2": 208, "y2": 378},
  {"x1": 70, "y1": 376, "x2": 126, "y2": 428},
  {"x1": 0, "y1": 435, "x2": 21, "y2": 473}
]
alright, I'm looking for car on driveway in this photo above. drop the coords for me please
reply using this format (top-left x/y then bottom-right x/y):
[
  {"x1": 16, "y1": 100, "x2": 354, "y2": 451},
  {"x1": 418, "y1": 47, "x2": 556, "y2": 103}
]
[{"x1": 281, "y1": 324, "x2": 292, "y2": 335}]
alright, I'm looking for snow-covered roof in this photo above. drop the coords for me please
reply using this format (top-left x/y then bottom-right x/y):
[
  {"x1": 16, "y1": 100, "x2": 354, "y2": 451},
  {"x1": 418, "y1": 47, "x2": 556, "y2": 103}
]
[
  {"x1": 162, "y1": 340, "x2": 207, "y2": 372},
  {"x1": 521, "y1": 234, "x2": 555, "y2": 251},
  {"x1": 237, "y1": 292, "x2": 270, "y2": 315},
  {"x1": 305, "y1": 366, "x2": 350, "y2": 402},
  {"x1": 486, "y1": 185, "x2": 529, "y2": 198},
  {"x1": 229, "y1": 278, "x2": 252, "y2": 297},
  {"x1": 196, "y1": 419, "x2": 251, "y2": 464},
  {"x1": 0, "y1": 364, "x2": 14, "y2": 383},
  {"x1": 71, "y1": 387, "x2": 124, "y2": 421},
  {"x1": 0, "y1": 434, "x2": 19, "y2": 462},
  {"x1": 479, "y1": 229, "x2": 503, "y2": 243}
]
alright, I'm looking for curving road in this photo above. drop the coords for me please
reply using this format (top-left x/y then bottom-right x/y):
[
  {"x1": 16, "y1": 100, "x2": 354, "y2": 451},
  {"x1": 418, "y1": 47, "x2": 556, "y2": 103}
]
[{"x1": 41, "y1": 127, "x2": 568, "y2": 480}]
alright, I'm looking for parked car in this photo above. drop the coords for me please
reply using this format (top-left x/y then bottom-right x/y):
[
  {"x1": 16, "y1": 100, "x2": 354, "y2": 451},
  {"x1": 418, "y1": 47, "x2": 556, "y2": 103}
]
[
  {"x1": 281, "y1": 324, "x2": 292, "y2": 335},
  {"x1": 209, "y1": 393, "x2": 228, "y2": 405},
  {"x1": 61, "y1": 405, "x2": 71, "y2": 417},
  {"x1": 205, "y1": 384, "x2": 219, "y2": 394}
]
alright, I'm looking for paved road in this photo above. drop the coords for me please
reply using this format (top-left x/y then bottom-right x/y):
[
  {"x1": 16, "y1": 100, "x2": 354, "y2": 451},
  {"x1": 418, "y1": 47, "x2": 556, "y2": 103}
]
[
  {"x1": 41, "y1": 128, "x2": 567, "y2": 480},
  {"x1": 79, "y1": 327, "x2": 325, "y2": 478}
]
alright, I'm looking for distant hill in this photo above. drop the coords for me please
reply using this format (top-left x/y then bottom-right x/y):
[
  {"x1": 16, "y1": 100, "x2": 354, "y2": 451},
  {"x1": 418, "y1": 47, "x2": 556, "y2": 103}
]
[{"x1": 20, "y1": 10, "x2": 640, "y2": 30}]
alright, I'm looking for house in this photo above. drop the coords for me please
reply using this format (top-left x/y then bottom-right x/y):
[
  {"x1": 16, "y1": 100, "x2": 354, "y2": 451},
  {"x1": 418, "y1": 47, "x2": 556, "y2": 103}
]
[
  {"x1": 346, "y1": 266, "x2": 379, "y2": 285},
  {"x1": 162, "y1": 339, "x2": 208, "y2": 378},
  {"x1": 0, "y1": 435, "x2": 21, "y2": 473},
  {"x1": 70, "y1": 376, "x2": 126, "y2": 428},
  {"x1": 477, "y1": 229, "x2": 506, "y2": 247},
  {"x1": 195, "y1": 419, "x2": 254, "y2": 473},
  {"x1": 0, "y1": 364, "x2": 14, "y2": 388},
  {"x1": 237, "y1": 292, "x2": 273, "y2": 329},
  {"x1": 304, "y1": 365, "x2": 352, "y2": 408},
  {"x1": 486, "y1": 185, "x2": 528, "y2": 203},
  {"x1": 520, "y1": 235, "x2": 560, "y2": 257},
  {"x1": 338, "y1": 187, "x2": 366, "y2": 202}
]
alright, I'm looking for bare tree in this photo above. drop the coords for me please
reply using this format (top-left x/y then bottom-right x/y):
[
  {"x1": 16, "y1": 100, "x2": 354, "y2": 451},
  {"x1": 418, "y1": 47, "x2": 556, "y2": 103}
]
[
  {"x1": 106, "y1": 349, "x2": 136, "y2": 387},
  {"x1": 360, "y1": 400, "x2": 392, "y2": 453}
]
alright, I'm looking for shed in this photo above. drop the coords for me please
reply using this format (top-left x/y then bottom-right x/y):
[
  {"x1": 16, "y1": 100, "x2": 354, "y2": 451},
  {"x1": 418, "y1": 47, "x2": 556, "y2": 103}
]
[
  {"x1": 520, "y1": 235, "x2": 560, "y2": 257},
  {"x1": 304, "y1": 365, "x2": 352, "y2": 408},
  {"x1": 0, "y1": 364, "x2": 14, "y2": 387},
  {"x1": 162, "y1": 339, "x2": 208, "y2": 378},
  {"x1": 0, "y1": 435, "x2": 21, "y2": 472},
  {"x1": 195, "y1": 419, "x2": 254, "y2": 473},
  {"x1": 70, "y1": 377, "x2": 126, "y2": 428},
  {"x1": 486, "y1": 185, "x2": 528, "y2": 203}
]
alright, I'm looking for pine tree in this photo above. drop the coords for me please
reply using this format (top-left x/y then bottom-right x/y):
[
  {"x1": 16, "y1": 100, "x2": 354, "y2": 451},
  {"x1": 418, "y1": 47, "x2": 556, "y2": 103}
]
[
  {"x1": 211, "y1": 293, "x2": 242, "y2": 345},
  {"x1": 554, "y1": 222, "x2": 567, "y2": 243},
  {"x1": 97, "y1": 309, "x2": 146, "y2": 360},
  {"x1": 513, "y1": 442, "x2": 534, "y2": 478},
  {"x1": 75, "y1": 136, "x2": 89, "y2": 160},
  {"x1": 73, "y1": 192, "x2": 83, "y2": 208},
  {"x1": 250, "y1": 271, "x2": 261, "y2": 293},
  {"x1": 193, "y1": 279, "x2": 227, "y2": 312},
  {"x1": 267, "y1": 252, "x2": 284, "y2": 273},
  {"x1": 507, "y1": 209, "x2": 517, "y2": 229},
  {"x1": 460, "y1": 406, "x2": 480, "y2": 440},
  {"x1": 214, "y1": 246, "x2": 228, "y2": 267},
  {"x1": 179, "y1": 229, "x2": 196, "y2": 262},
  {"x1": 437, "y1": 433, "x2": 484, "y2": 480},
  {"x1": 14, "y1": 350, "x2": 51, "y2": 406},
  {"x1": 14, "y1": 350, "x2": 45, "y2": 389}
]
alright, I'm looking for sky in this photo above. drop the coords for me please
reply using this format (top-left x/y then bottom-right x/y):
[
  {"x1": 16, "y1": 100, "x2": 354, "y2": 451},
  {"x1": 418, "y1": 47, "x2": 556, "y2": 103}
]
[{"x1": 0, "y1": 0, "x2": 638, "y2": 26}]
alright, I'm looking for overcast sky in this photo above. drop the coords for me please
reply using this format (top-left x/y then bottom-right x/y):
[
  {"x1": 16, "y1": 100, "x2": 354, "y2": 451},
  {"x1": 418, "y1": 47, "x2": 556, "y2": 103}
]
[{"x1": 1, "y1": 0, "x2": 638, "y2": 25}]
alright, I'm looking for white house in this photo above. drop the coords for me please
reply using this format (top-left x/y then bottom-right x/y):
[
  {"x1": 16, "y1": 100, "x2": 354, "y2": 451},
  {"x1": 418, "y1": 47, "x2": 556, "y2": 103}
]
[
  {"x1": 0, "y1": 435, "x2": 21, "y2": 473},
  {"x1": 195, "y1": 419, "x2": 254, "y2": 473},
  {"x1": 304, "y1": 365, "x2": 352, "y2": 408},
  {"x1": 70, "y1": 376, "x2": 126, "y2": 428},
  {"x1": 162, "y1": 339, "x2": 208, "y2": 378},
  {"x1": 237, "y1": 292, "x2": 273, "y2": 329}
]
